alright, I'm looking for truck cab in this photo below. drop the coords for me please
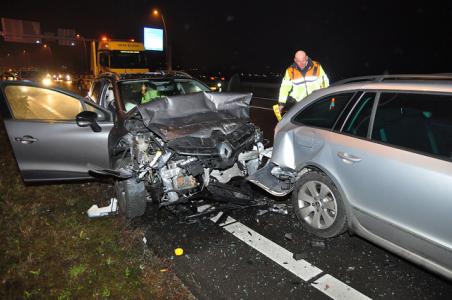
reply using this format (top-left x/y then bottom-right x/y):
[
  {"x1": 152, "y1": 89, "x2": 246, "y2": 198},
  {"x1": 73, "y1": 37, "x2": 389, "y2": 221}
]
[{"x1": 93, "y1": 40, "x2": 149, "y2": 75}]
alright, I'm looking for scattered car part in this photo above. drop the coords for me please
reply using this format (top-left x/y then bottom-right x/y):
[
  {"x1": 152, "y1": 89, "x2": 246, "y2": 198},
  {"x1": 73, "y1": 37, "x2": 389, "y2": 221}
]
[{"x1": 87, "y1": 198, "x2": 118, "y2": 218}]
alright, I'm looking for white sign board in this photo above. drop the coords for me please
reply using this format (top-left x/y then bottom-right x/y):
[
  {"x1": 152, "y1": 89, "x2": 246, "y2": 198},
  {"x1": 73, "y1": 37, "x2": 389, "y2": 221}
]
[{"x1": 144, "y1": 27, "x2": 163, "y2": 51}]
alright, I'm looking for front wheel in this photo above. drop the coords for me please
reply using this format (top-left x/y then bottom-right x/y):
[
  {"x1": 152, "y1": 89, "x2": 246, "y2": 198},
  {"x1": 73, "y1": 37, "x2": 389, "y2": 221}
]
[
  {"x1": 113, "y1": 157, "x2": 146, "y2": 219},
  {"x1": 115, "y1": 178, "x2": 146, "y2": 219},
  {"x1": 292, "y1": 170, "x2": 347, "y2": 238}
]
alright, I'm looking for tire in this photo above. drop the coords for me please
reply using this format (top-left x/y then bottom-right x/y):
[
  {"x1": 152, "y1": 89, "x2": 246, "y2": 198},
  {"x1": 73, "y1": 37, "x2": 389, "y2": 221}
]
[
  {"x1": 114, "y1": 157, "x2": 146, "y2": 219},
  {"x1": 115, "y1": 178, "x2": 146, "y2": 219},
  {"x1": 292, "y1": 170, "x2": 347, "y2": 238}
]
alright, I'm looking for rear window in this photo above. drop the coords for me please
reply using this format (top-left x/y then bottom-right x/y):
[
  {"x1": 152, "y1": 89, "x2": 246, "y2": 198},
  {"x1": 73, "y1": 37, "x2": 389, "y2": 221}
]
[
  {"x1": 292, "y1": 93, "x2": 354, "y2": 130},
  {"x1": 372, "y1": 92, "x2": 452, "y2": 160}
]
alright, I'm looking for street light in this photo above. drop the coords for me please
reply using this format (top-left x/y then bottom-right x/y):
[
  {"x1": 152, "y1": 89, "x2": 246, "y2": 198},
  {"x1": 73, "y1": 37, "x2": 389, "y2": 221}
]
[{"x1": 152, "y1": 8, "x2": 171, "y2": 70}]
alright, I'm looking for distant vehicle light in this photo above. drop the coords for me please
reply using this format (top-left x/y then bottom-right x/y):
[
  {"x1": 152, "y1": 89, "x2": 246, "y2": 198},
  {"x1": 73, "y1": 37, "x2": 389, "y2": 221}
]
[
  {"x1": 210, "y1": 86, "x2": 217, "y2": 91},
  {"x1": 65, "y1": 74, "x2": 71, "y2": 81},
  {"x1": 210, "y1": 76, "x2": 215, "y2": 80},
  {"x1": 217, "y1": 82, "x2": 222, "y2": 87},
  {"x1": 221, "y1": 77, "x2": 225, "y2": 81},
  {"x1": 42, "y1": 78, "x2": 52, "y2": 86}
]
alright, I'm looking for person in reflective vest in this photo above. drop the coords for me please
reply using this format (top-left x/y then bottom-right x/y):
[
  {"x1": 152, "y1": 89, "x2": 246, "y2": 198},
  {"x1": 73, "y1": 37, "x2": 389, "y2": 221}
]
[{"x1": 273, "y1": 50, "x2": 329, "y2": 121}]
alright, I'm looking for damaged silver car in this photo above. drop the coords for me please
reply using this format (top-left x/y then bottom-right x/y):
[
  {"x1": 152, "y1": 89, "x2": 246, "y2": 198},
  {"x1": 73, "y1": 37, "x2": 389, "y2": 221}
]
[
  {"x1": 248, "y1": 74, "x2": 452, "y2": 280},
  {"x1": 0, "y1": 72, "x2": 265, "y2": 219}
]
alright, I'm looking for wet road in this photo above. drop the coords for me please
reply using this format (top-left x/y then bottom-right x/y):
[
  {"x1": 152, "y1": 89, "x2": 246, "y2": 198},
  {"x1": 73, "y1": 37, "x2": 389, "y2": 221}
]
[{"x1": 142, "y1": 97, "x2": 452, "y2": 299}]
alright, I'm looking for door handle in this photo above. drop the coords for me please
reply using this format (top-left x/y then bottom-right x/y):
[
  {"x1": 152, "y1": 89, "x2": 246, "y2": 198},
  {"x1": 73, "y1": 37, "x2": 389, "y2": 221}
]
[
  {"x1": 337, "y1": 152, "x2": 361, "y2": 163},
  {"x1": 15, "y1": 135, "x2": 38, "y2": 144}
]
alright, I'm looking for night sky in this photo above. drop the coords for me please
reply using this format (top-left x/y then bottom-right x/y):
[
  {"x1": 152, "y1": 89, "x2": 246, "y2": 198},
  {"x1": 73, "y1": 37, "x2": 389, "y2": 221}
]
[{"x1": 2, "y1": 0, "x2": 452, "y2": 80}]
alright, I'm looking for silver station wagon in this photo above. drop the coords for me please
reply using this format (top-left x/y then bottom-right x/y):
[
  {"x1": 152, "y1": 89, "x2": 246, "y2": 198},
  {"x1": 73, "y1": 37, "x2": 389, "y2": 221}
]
[{"x1": 248, "y1": 75, "x2": 452, "y2": 280}]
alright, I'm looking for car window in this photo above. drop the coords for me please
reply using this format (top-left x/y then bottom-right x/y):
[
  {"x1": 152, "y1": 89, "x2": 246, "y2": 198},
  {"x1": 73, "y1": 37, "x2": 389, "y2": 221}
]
[
  {"x1": 292, "y1": 92, "x2": 354, "y2": 130},
  {"x1": 372, "y1": 92, "x2": 452, "y2": 160},
  {"x1": 84, "y1": 101, "x2": 110, "y2": 122},
  {"x1": 90, "y1": 80, "x2": 102, "y2": 103},
  {"x1": 342, "y1": 92, "x2": 377, "y2": 138},
  {"x1": 4, "y1": 85, "x2": 83, "y2": 121}
]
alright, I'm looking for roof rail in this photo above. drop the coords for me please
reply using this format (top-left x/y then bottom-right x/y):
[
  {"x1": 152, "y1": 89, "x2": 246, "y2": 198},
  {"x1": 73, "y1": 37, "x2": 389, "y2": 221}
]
[
  {"x1": 153, "y1": 70, "x2": 192, "y2": 78},
  {"x1": 98, "y1": 72, "x2": 120, "y2": 80},
  {"x1": 333, "y1": 74, "x2": 452, "y2": 86}
]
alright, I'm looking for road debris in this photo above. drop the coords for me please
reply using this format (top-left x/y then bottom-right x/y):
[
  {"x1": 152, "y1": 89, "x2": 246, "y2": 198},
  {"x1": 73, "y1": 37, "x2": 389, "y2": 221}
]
[
  {"x1": 175, "y1": 248, "x2": 184, "y2": 256},
  {"x1": 257, "y1": 209, "x2": 269, "y2": 216},
  {"x1": 310, "y1": 240, "x2": 326, "y2": 248},
  {"x1": 284, "y1": 233, "x2": 293, "y2": 241},
  {"x1": 268, "y1": 203, "x2": 288, "y2": 215}
]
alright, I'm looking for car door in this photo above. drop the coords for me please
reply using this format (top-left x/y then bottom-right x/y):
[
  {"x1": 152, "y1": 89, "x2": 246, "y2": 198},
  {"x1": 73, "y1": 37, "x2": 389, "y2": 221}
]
[
  {"x1": 0, "y1": 81, "x2": 114, "y2": 182},
  {"x1": 330, "y1": 91, "x2": 452, "y2": 270}
]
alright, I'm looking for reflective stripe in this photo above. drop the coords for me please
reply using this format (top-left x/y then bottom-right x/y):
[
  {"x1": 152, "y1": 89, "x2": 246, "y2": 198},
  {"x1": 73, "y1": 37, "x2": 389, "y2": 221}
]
[{"x1": 292, "y1": 78, "x2": 319, "y2": 85}]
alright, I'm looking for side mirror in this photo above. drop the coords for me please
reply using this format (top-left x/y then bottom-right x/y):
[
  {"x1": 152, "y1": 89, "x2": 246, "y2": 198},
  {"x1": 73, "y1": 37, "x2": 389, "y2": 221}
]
[{"x1": 76, "y1": 111, "x2": 102, "y2": 132}]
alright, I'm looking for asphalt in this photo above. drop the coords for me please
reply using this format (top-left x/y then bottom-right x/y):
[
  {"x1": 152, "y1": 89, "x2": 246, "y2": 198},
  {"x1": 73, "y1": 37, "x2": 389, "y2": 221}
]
[{"x1": 141, "y1": 100, "x2": 452, "y2": 299}]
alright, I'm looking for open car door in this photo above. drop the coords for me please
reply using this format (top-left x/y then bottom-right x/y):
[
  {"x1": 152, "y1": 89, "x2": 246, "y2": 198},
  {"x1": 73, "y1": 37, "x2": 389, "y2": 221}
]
[{"x1": 0, "y1": 81, "x2": 113, "y2": 182}]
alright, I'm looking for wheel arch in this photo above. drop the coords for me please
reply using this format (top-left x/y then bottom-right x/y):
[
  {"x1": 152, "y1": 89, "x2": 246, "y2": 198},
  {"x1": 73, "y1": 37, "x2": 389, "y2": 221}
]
[{"x1": 298, "y1": 162, "x2": 357, "y2": 231}]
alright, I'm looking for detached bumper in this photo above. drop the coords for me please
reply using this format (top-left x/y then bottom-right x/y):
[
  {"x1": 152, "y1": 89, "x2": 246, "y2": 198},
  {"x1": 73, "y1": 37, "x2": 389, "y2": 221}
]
[{"x1": 246, "y1": 163, "x2": 295, "y2": 197}]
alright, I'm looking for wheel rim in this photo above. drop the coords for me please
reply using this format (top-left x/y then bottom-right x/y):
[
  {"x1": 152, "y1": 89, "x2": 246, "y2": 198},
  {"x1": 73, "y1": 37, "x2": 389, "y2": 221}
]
[{"x1": 297, "y1": 180, "x2": 337, "y2": 230}]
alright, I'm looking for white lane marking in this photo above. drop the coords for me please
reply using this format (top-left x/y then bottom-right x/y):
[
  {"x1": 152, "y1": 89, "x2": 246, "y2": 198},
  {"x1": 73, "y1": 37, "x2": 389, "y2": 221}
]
[
  {"x1": 208, "y1": 214, "x2": 371, "y2": 299},
  {"x1": 312, "y1": 274, "x2": 371, "y2": 300},
  {"x1": 216, "y1": 215, "x2": 323, "y2": 281}
]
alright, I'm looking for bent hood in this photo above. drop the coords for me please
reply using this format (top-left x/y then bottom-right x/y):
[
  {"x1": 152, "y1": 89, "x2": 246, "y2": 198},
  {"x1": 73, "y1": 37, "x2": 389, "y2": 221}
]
[{"x1": 135, "y1": 92, "x2": 252, "y2": 140}]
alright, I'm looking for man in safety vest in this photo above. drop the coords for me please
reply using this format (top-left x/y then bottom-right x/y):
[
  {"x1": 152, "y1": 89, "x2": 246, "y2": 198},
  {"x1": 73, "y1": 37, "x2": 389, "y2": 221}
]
[{"x1": 273, "y1": 50, "x2": 329, "y2": 121}]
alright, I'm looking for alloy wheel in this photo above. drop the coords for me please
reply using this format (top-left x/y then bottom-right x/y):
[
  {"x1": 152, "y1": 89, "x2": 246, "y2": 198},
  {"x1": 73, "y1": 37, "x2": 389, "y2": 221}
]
[{"x1": 297, "y1": 180, "x2": 337, "y2": 229}]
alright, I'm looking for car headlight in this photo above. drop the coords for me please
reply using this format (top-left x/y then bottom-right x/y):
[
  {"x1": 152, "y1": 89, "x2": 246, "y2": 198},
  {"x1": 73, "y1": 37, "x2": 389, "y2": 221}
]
[
  {"x1": 65, "y1": 74, "x2": 71, "y2": 81},
  {"x1": 42, "y1": 78, "x2": 52, "y2": 86}
]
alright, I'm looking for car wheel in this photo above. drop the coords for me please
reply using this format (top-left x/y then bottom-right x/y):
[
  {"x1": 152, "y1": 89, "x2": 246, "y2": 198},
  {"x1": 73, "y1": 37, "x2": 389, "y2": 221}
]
[
  {"x1": 292, "y1": 170, "x2": 347, "y2": 238},
  {"x1": 114, "y1": 158, "x2": 146, "y2": 219},
  {"x1": 115, "y1": 178, "x2": 146, "y2": 219}
]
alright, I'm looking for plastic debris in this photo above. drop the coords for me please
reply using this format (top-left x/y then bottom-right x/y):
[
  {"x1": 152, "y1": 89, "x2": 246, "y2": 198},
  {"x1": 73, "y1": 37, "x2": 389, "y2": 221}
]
[
  {"x1": 257, "y1": 209, "x2": 269, "y2": 216},
  {"x1": 284, "y1": 233, "x2": 293, "y2": 241},
  {"x1": 142, "y1": 237, "x2": 147, "y2": 244},
  {"x1": 87, "y1": 198, "x2": 118, "y2": 218},
  {"x1": 175, "y1": 248, "x2": 184, "y2": 256},
  {"x1": 160, "y1": 268, "x2": 168, "y2": 272},
  {"x1": 268, "y1": 203, "x2": 288, "y2": 215},
  {"x1": 310, "y1": 240, "x2": 326, "y2": 248}
]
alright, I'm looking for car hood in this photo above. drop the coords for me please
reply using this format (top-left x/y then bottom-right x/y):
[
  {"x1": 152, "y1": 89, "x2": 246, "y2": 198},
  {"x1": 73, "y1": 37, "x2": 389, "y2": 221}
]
[{"x1": 135, "y1": 92, "x2": 252, "y2": 140}]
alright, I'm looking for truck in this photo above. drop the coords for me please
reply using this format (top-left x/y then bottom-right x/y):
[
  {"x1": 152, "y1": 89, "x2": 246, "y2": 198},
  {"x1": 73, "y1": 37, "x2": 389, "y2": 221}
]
[{"x1": 90, "y1": 39, "x2": 149, "y2": 76}]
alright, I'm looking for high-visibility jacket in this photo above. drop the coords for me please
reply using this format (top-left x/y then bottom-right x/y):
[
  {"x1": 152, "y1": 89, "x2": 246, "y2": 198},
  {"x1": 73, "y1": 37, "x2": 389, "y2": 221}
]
[
  {"x1": 141, "y1": 89, "x2": 159, "y2": 104},
  {"x1": 278, "y1": 60, "x2": 329, "y2": 104}
]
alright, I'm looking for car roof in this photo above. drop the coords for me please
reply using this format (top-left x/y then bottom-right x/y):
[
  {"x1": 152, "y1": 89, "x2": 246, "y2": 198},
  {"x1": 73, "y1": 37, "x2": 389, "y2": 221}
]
[
  {"x1": 96, "y1": 71, "x2": 193, "y2": 82},
  {"x1": 330, "y1": 74, "x2": 452, "y2": 94}
]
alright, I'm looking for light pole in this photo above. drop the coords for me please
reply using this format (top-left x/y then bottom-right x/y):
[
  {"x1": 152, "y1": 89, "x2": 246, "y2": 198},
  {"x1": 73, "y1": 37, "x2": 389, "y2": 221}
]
[{"x1": 152, "y1": 9, "x2": 171, "y2": 71}]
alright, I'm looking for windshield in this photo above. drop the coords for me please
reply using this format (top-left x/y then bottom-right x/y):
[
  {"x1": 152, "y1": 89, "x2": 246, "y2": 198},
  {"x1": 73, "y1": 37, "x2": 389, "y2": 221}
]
[
  {"x1": 118, "y1": 78, "x2": 210, "y2": 112},
  {"x1": 109, "y1": 51, "x2": 148, "y2": 69}
]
